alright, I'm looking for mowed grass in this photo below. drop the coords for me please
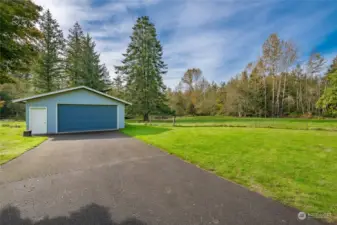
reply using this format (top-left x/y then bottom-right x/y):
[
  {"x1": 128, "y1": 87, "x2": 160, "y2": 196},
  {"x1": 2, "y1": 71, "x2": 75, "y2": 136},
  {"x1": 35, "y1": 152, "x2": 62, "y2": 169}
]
[
  {"x1": 122, "y1": 124, "x2": 337, "y2": 222},
  {"x1": 127, "y1": 116, "x2": 337, "y2": 130},
  {"x1": 0, "y1": 121, "x2": 47, "y2": 165}
]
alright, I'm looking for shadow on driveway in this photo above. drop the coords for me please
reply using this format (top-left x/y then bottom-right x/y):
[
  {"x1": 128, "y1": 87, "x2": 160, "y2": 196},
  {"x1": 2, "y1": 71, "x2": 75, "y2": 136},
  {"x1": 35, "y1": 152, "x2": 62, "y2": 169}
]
[
  {"x1": 48, "y1": 131, "x2": 130, "y2": 141},
  {"x1": 48, "y1": 125, "x2": 172, "y2": 141},
  {"x1": 0, "y1": 203, "x2": 147, "y2": 225}
]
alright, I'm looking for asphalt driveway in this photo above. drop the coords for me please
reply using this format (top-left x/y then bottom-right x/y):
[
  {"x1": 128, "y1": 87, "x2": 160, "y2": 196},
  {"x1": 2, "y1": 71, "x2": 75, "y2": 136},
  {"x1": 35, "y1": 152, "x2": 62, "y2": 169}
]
[{"x1": 0, "y1": 132, "x2": 327, "y2": 225}]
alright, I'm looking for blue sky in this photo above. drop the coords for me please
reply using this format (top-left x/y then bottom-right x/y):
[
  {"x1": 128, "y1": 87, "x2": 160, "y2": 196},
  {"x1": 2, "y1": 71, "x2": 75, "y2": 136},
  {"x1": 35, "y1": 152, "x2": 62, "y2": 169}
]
[{"x1": 34, "y1": 0, "x2": 337, "y2": 88}]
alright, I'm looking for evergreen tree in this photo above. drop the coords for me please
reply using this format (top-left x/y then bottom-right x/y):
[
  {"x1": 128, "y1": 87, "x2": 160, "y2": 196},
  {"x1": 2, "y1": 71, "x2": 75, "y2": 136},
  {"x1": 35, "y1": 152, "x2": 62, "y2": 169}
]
[
  {"x1": 32, "y1": 10, "x2": 65, "y2": 93},
  {"x1": 317, "y1": 57, "x2": 337, "y2": 115},
  {"x1": 99, "y1": 64, "x2": 111, "y2": 91},
  {"x1": 0, "y1": 0, "x2": 42, "y2": 83},
  {"x1": 249, "y1": 63, "x2": 265, "y2": 116},
  {"x1": 65, "y1": 22, "x2": 84, "y2": 86},
  {"x1": 327, "y1": 56, "x2": 337, "y2": 74},
  {"x1": 109, "y1": 74, "x2": 125, "y2": 99},
  {"x1": 82, "y1": 34, "x2": 110, "y2": 91},
  {"x1": 82, "y1": 34, "x2": 100, "y2": 88},
  {"x1": 115, "y1": 16, "x2": 167, "y2": 121}
]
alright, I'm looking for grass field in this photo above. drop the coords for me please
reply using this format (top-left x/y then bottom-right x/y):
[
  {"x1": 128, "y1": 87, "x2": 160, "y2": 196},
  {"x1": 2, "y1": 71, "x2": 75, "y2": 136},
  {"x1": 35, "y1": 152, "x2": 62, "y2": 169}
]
[
  {"x1": 127, "y1": 116, "x2": 337, "y2": 131},
  {"x1": 0, "y1": 121, "x2": 47, "y2": 165},
  {"x1": 122, "y1": 124, "x2": 337, "y2": 222},
  {"x1": 1, "y1": 117, "x2": 336, "y2": 221}
]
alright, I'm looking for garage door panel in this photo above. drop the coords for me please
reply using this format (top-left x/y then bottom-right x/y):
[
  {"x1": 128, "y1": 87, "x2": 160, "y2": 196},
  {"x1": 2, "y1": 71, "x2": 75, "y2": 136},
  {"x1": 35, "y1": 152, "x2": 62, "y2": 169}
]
[{"x1": 58, "y1": 105, "x2": 117, "y2": 132}]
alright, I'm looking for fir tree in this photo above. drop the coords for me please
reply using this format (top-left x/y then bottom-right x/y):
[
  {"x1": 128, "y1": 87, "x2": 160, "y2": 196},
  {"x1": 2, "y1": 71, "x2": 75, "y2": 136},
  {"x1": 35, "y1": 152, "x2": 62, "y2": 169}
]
[
  {"x1": 110, "y1": 74, "x2": 125, "y2": 98},
  {"x1": 82, "y1": 33, "x2": 100, "y2": 88},
  {"x1": 65, "y1": 22, "x2": 84, "y2": 86},
  {"x1": 82, "y1": 34, "x2": 110, "y2": 91},
  {"x1": 98, "y1": 64, "x2": 111, "y2": 91},
  {"x1": 32, "y1": 10, "x2": 65, "y2": 93},
  {"x1": 115, "y1": 16, "x2": 168, "y2": 121}
]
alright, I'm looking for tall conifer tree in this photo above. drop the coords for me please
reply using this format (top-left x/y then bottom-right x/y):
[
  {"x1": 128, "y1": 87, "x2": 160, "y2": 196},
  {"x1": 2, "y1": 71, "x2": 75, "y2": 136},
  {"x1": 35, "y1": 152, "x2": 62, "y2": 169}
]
[
  {"x1": 65, "y1": 22, "x2": 84, "y2": 86},
  {"x1": 115, "y1": 16, "x2": 167, "y2": 121},
  {"x1": 32, "y1": 10, "x2": 65, "y2": 93}
]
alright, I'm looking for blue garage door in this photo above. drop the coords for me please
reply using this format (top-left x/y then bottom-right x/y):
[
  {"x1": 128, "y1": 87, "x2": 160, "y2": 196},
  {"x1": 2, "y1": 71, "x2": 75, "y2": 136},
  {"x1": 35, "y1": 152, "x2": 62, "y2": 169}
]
[{"x1": 58, "y1": 104, "x2": 117, "y2": 132}]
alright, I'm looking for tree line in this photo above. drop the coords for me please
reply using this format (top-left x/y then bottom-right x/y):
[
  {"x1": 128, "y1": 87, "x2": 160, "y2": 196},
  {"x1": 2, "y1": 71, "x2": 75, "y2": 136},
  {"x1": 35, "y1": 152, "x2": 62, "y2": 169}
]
[
  {"x1": 1, "y1": 1, "x2": 336, "y2": 120},
  {"x1": 110, "y1": 32, "x2": 337, "y2": 118},
  {"x1": 33, "y1": 13, "x2": 110, "y2": 93},
  {"x1": 163, "y1": 34, "x2": 337, "y2": 118}
]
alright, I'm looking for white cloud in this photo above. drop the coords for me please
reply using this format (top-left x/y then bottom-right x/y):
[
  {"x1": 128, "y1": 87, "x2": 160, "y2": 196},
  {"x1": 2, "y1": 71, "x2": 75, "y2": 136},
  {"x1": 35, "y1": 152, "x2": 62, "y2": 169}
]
[
  {"x1": 33, "y1": 0, "x2": 136, "y2": 80},
  {"x1": 160, "y1": 1, "x2": 268, "y2": 83},
  {"x1": 33, "y1": 0, "x2": 164, "y2": 83},
  {"x1": 34, "y1": 0, "x2": 91, "y2": 32},
  {"x1": 161, "y1": 0, "x2": 336, "y2": 84},
  {"x1": 33, "y1": 0, "x2": 336, "y2": 88},
  {"x1": 163, "y1": 29, "x2": 230, "y2": 82}
]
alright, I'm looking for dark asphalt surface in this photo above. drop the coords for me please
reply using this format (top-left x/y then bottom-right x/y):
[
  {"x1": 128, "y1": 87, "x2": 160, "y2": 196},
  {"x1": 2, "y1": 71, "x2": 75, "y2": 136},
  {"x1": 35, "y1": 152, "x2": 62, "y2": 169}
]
[{"x1": 0, "y1": 131, "x2": 327, "y2": 225}]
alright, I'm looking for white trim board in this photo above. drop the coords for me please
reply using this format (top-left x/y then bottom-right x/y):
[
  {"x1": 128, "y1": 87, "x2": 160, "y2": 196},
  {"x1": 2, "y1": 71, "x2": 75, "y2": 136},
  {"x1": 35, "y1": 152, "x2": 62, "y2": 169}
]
[
  {"x1": 13, "y1": 86, "x2": 132, "y2": 105},
  {"x1": 56, "y1": 103, "x2": 58, "y2": 133},
  {"x1": 117, "y1": 104, "x2": 119, "y2": 129}
]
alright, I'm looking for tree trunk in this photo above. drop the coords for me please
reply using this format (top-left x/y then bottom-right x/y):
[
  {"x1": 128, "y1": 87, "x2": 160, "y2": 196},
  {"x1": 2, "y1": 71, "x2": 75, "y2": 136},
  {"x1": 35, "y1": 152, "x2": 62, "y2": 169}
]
[
  {"x1": 276, "y1": 77, "x2": 282, "y2": 117},
  {"x1": 271, "y1": 75, "x2": 275, "y2": 117},
  {"x1": 305, "y1": 75, "x2": 309, "y2": 113},
  {"x1": 296, "y1": 79, "x2": 299, "y2": 112},
  {"x1": 264, "y1": 76, "x2": 267, "y2": 118},
  {"x1": 143, "y1": 113, "x2": 149, "y2": 122},
  {"x1": 299, "y1": 79, "x2": 304, "y2": 114},
  {"x1": 316, "y1": 77, "x2": 321, "y2": 116},
  {"x1": 281, "y1": 73, "x2": 287, "y2": 116}
]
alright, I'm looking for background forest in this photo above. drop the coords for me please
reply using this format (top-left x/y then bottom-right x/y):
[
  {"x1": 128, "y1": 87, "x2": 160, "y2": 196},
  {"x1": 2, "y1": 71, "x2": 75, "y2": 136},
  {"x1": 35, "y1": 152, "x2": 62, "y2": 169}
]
[
  {"x1": 1, "y1": 1, "x2": 337, "y2": 120},
  {"x1": 164, "y1": 41, "x2": 337, "y2": 118},
  {"x1": 103, "y1": 32, "x2": 337, "y2": 119}
]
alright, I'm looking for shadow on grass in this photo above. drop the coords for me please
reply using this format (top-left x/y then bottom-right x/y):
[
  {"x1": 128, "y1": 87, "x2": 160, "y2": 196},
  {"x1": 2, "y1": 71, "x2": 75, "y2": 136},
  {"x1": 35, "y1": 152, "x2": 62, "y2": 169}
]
[
  {"x1": 0, "y1": 203, "x2": 147, "y2": 225},
  {"x1": 123, "y1": 124, "x2": 171, "y2": 136}
]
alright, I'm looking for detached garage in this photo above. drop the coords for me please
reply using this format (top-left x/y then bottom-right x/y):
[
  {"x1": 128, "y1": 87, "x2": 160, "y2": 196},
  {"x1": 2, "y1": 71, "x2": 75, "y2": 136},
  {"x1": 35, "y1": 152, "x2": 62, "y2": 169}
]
[{"x1": 13, "y1": 86, "x2": 131, "y2": 135}]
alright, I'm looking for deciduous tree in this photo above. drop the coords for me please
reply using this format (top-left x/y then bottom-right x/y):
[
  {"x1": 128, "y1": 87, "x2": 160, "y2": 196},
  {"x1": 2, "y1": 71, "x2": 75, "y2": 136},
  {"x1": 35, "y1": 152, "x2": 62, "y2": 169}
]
[{"x1": 317, "y1": 57, "x2": 337, "y2": 115}]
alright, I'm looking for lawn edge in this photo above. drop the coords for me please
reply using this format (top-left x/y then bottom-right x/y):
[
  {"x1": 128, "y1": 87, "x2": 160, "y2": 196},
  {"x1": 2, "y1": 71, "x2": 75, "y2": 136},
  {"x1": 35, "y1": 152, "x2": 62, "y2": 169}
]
[
  {"x1": 121, "y1": 129, "x2": 336, "y2": 224},
  {"x1": 0, "y1": 137, "x2": 48, "y2": 166},
  {"x1": 128, "y1": 122, "x2": 337, "y2": 132}
]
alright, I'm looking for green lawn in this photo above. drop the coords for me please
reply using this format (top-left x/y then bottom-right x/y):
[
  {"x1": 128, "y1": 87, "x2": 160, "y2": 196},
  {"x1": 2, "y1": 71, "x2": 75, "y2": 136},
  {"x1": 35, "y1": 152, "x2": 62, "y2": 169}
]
[
  {"x1": 122, "y1": 124, "x2": 337, "y2": 222},
  {"x1": 127, "y1": 116, "x2": 337, "y2": 131},
  {"x1": 0, "y1": 121, "x2": 47, "y2": 165}
]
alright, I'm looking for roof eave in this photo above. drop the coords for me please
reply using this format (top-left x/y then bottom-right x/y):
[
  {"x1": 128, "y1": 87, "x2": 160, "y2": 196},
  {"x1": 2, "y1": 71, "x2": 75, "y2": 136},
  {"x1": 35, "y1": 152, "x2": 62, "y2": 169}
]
[{"x1": 12, "y1": 100, "x2": 26, "y2": 103}]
